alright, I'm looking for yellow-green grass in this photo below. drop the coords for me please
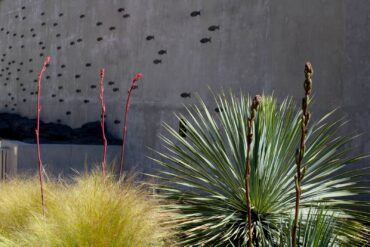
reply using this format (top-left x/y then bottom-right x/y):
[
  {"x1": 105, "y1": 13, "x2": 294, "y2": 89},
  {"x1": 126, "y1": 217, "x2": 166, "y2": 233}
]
[{"x1": 0, "y1": 172, "x2": 176, "y2": 246}]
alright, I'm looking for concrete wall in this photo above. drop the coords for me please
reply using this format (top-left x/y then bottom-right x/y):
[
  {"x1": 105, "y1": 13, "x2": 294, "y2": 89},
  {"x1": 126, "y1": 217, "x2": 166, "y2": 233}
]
[
  {"x1": 0, "y1": 0, "x2": 369, "y2": 174},
  {"x1": 0, "y1": 140, "x2": 121, "y2": 177}
]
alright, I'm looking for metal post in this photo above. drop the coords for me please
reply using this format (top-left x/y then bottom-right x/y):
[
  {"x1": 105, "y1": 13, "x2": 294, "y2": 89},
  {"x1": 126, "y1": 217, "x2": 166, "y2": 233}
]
[{"x1": 0, "y1": 147, "x2": 8, "y2": 180}]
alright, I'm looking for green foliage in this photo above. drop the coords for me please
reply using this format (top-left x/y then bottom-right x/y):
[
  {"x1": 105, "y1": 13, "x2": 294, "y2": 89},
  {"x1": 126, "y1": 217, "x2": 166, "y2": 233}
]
[
  {"x1": 0, "y1": 171, "x2": 176, "y2": 246},
  {"x1": 150, "y1": 92, "x2": 370, "y2": 246},
  {"x1": 281, "y1": 207, "x2": 338, "y2": 247}
]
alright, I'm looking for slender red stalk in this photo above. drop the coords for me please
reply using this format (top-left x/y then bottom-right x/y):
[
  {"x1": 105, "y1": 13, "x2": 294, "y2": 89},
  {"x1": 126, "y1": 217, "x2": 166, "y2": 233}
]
[
  {"x1": 99, "y1": 68, "x2": 107, "y2": 178},
  {"x1": 119, "y1": 73, "x2": 142, "y2": 177},
  {"x1": 245, "y1": 95, "x2": 261, "y2": 246},
  {"x1": 35, "y1": 56, "x2": 51, "y2": 217}
]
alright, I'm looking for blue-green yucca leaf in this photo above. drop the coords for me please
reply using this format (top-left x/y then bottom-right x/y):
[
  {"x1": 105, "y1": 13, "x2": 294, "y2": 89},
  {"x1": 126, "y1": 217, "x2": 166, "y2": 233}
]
[
  {"x1": 149, "y1": 92, "x2": 369, "y2": 246},
  {"x1": 281, "y1": 207, "x2": 340, "y2": 247}
]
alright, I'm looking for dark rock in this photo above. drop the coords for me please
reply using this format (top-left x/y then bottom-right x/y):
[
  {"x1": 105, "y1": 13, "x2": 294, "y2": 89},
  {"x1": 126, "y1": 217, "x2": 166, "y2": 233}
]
[{"x1": 0, "y1": 113, "x2": 121, "y2": 145}]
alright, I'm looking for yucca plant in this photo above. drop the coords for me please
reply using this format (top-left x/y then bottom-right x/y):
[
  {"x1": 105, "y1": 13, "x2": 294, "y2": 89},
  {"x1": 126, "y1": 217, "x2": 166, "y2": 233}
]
[{"x1": 150, "y1": 91, "x2": 370, "y2": 246}]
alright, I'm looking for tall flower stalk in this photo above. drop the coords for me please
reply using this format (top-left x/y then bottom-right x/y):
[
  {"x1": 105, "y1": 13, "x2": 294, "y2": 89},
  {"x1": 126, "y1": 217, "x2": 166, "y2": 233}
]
[
  {"x1": 35, "y1": 56, "x2": 51, "y2": 217},
  {"x1": 292, "y1": 62, "x2": 313, "y2": 246},
  {"x1": 245, "y1": 95, "x2": 261, "y2": 246},
  {"x1": 99, "y1": 68, "x2": 107, "y2": 178},
  {"x1": 119, "y1": 73, "x2": 142, "y2": 177}
]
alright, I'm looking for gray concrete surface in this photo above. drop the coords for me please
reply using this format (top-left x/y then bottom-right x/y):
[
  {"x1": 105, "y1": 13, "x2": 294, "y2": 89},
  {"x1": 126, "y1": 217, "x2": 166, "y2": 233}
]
[
  {"x1": 0, "y1": 140, "x2": 121, "y2": 177},
  {"x1": 0, "y1": 0, "x2": 369, "y2": 175}
]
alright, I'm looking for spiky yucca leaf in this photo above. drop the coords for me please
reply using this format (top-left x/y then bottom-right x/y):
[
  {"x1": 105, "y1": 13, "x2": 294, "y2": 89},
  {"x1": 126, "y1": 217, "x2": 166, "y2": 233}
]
[
  {"x1": 150, "y1": 92, "x2": 369, "y2": 246},
  {"x1": 281, "y1": 207, "x2": 339, "y2": 247}
]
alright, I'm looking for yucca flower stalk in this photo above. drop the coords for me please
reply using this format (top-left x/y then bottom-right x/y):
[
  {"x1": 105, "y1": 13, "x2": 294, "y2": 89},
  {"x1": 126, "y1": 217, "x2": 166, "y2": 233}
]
[
  {"x1": 35, "y1": 56, "x2": 51, "y2": 217},
  {"x1": 292, "y1": 62, "x2": 313, "y2": 246},
  {"x1": 99, "y1": 68, "x2": 107, "y2": 178},
  {"x1": 245, "y1": 95, "x2": 261, "y2": 246},
  {"x1": 120, "y1": 73, "x2": 142, "y2": 176}
]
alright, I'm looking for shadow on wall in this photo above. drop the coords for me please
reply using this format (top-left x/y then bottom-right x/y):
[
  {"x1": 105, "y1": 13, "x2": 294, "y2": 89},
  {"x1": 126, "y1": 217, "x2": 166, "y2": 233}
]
[{"x1": 0, "y1": 113, "x2": 121, "y2": 144}]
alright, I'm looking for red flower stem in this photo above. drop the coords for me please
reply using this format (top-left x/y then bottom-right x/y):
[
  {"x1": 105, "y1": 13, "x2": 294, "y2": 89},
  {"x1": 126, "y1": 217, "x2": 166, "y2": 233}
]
[
  {"x1": 99, "y1": 68, "x2": 107, "y2": 178},
  {"x1": 35, "y1": 56, "x2": 50, "y2": 217},
  {"x1": 119, "y1": 73, "x2": 142, "y2": 177}
]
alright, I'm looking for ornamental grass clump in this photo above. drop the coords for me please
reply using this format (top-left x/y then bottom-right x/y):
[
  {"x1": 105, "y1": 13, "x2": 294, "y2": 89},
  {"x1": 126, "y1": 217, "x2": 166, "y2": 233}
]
[
  {"x1": 0, "y1": 178, "x2": 57, "y2": 238},
  {"x1": 0, "y1": 171, "x2": 176, "y2": 246}
]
